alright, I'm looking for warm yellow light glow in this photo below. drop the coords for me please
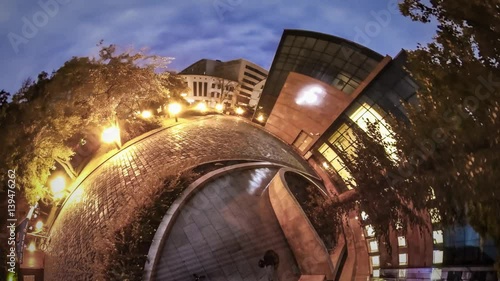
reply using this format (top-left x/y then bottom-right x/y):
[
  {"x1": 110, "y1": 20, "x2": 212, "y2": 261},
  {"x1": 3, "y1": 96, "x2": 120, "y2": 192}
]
[
  {"x1": 70, "y1": 188, "x2": 85, "y2": 204},
  {"x1": 235, "y1": 107, "x2": 245, "y2": 115},
  {"x1": 195, "y1": 102, "x2": 207, "y2": 112},
  {"x1": 50, "y1": 176, "x2": 66, "y2": 194},
  {"x1": 349, "y1": 103, "x2": 397, "y2": 160},
  {"x1": 27, "y1": 242, "x2": 36, "y2": 252},
  {"x1": 141, "y1": 110, "x2": 152, "y2": 119},
  {"x1": 35, "y1": 221, "x2": 43, "y2": 231},
  {"x1": 186, "y1": 98, "x2": 195, "y2": 103},
  {"x1": 215, "y1": 103, "x2": 224, "y2": 112},
  {"x1": 180, "y1": 93, "x2": 187, "y2": 97},
  {"x1": 322, "y1": 162, "x2": 329, "y2": 169},
  {"x1": 168, "y1": 103, "x2": 182, "y2": 115},
  {"x1": 101, "y1": 126, "x2": 120, "y2": 144},
  {"x1": 256, "y1": 114, "x2": 265, "y2": 122}
]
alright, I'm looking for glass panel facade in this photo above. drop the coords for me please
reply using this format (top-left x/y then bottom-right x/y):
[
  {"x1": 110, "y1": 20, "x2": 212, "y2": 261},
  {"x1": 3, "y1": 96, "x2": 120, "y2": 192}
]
[
  {"x1": 314, "y1": 52, "x2": 418, "y2": 191},
  {"x1": 256, "y1": 30, "x2": 384, "y2": 120}
]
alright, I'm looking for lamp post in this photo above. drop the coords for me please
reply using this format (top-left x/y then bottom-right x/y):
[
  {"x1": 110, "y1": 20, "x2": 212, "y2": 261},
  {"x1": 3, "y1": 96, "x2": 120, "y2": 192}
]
[
  {"x1": 101, "y1": 126, "x2": 121, "y2": 149},
  {"x1": 168, "y1": 103, "x2": 182, "y2": 122}
]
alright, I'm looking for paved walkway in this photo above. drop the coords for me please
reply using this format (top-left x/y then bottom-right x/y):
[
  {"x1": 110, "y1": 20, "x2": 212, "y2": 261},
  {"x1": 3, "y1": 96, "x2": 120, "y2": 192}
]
[
  {"x1": 154, "y1": 168, "x2": 300, "y2": 281},
  {"x1": 44, "y1": 117, "x2": 310, "y2": 281}
]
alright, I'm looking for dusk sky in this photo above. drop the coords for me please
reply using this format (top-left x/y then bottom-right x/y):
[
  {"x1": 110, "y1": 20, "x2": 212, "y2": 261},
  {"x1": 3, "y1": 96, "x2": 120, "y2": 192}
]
[{"x1": 0, "y1": 0, "x2": 437, "y2": 94}]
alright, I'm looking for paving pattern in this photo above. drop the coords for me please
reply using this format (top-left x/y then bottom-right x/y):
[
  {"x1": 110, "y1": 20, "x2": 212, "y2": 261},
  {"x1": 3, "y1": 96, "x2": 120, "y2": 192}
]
[
  {"x1": 154, "y1": 168, "x2": 300, "y2": 281},
  {"x1": 43, "y1": 117, "x2": 309, "y2": 281}
]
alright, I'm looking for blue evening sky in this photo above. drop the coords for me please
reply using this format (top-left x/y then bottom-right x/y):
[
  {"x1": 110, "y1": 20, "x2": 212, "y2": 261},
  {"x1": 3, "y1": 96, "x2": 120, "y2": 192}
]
[{"x1": 0, "y1": 0, "x2": 437, "y2": 94}]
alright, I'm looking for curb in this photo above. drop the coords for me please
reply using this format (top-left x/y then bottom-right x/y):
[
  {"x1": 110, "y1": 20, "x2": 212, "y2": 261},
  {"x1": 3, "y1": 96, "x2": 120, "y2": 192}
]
[{"x1": 143, "y1": 161, "x2": 318, "y2": 281}]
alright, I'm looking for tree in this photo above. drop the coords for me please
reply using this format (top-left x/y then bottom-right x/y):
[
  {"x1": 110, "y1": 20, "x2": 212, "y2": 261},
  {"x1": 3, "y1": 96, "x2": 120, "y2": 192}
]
[
  {"x1": 0, "y1": 43, "x2": 187, "y2": 204},
  {"x1": 327, "y1": 0, "x2": 500, "y2": 263},
  {"x1": 397, "y1": 0, "x2": 500, "y2": 253},
  {"x1": 214, "y1": 76, "x2": 238, "y2": 106}
]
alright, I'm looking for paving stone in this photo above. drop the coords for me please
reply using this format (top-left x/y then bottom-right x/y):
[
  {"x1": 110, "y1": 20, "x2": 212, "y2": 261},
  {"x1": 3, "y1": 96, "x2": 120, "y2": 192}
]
[{"x1": 44, "y1": 117, "x2": 308, "y2": 281}]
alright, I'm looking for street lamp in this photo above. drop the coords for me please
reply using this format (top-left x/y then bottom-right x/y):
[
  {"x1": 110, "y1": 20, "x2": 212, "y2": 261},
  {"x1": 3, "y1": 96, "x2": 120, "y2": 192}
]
[
  {"x1": 256, "y1": 114, "x2": 265, "y2": 122},
  {"x1": 35, "y1": 221, "x2": 43, "y2": 231},
  {"x1": 215, "y1": 103, "x2": 224, "y2": 112},
  {"x1": 235, "y1": 107, "x2": 245, "y2": 115},
  {"x1": 101, "y1": 126, "x2": 121, "y2": 149},
  {"x1": 195, "y1": 102, "x2": 207, "y2": 112},
  {"x1": 50, "y1": 175, "x2": 66, "y2": 200},
  {"x1": 140, "y1": 110, "x2": 152, "y2": 119},
  {"x1": 168, "y1": 103, "x2": 182, "y2": 122}
]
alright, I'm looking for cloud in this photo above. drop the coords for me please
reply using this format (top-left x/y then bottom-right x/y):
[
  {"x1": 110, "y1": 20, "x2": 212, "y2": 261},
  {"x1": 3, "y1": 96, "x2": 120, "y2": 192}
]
[{"x1": 0, "y1": 0, "x2": 436, "y2": 93}]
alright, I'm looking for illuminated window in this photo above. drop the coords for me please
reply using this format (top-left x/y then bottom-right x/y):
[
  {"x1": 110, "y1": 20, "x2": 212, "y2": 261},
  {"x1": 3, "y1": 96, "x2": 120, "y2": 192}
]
[
  {"x1": 365, "y1": 225, "x2": 375, "y2": 237},
  {"x1": 368, "y1": 240, "x2": 379, "y2": 253},
  {"x1": 398, "y1": 269, "x2": 407, "y2": 278},
  {"x1": 433, "y1": 250, "x2": 443, "y2": 264},
  {"x1": 348, "y1": 103, "x2": 397, "y2": 160},
  {"x1": 429, "y1": 208, "x2": 441, "y2": 223},
  {"x1": 398, "y1": 236, "x2": 406, "y2": 247},
  {"x1": 371, "y1": 255, "x2": 380, "y2": 267},
  {"x1": 433, "y1": 230, "x2": 443, "y2": 244},
  {"x1": 361, "y1": 211, "x2": 369, "y2": 221},
  {"x1": 399, "y1": 253, "x2": 408, "y2": 265},
  {"x1": 431, "y1": 268, "x2": 442, "y2": 279},
  {"x1": 373, "y1": 269, "x2": 380, "y2": 277}
]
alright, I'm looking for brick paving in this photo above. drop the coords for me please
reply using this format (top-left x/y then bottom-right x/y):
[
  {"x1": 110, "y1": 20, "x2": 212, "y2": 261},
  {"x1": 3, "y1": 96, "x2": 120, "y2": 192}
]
[
  {"x1": 154, "y1": 168, "x2": 300, "y2": 281},
  {"x1": 43, "y1": 116, "x2": 310, "y2": 281}
]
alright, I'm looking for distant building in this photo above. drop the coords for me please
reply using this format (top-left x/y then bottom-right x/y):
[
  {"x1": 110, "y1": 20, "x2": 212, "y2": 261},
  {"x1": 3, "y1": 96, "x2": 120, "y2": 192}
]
[
  {"x1": 179, "y1": 74, "x2": 238, "y2": 108},
  {"x1": 255, "y1": 29, "x2": 497, "y2": 280},
  {"x1": 180, "y1": 58, "x2": 268, "y2": 106}
]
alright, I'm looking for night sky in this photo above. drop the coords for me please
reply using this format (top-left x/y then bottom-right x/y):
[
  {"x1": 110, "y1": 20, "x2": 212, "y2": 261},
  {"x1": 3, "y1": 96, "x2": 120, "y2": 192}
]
[{"x1": 0, "y1": 0, "x2": 437, "y2": 94}]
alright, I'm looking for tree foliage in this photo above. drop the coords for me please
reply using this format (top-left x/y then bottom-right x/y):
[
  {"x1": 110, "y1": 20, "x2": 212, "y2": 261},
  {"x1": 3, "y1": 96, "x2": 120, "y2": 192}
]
[{"x1": 0, "y1": 43, "x2": 187, "y2": 204}]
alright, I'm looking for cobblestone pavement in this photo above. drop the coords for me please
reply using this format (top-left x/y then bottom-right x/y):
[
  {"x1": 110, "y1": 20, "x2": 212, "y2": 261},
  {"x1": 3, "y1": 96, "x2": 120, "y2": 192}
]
[
  {"x1": 44, "y1": 116, "x2": 310, "y2": 280},
  {"x1": 154, "y1": 168, "x2": 300, "y2": 281}
]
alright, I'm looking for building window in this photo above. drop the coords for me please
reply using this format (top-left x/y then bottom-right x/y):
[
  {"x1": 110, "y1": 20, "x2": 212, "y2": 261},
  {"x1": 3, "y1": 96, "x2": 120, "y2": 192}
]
[
  {"x1": 212, "y1": 83, "x2": 215, "y2": 88},
  {"x1": 204, "y1": 82, "x2": 208, "y2": 96},
  {"x1": 430, "y1": 208, "x2": 441, "y2": 223},
  {"x1": 365, "y1": 225, "x2": 375, "y2": 237},
  {"x1": 398, "y1": 236, "x2": 407, "y2": 247},
  {"x1": 211, "y1": 92, "x2": 215, "y2": 98},
  {"x1": 372, "y1": 269, "x2": 380, "y2": 278},
  {"x1": 193, "y1": 81, "x2": 197, "y2": 96},
  {"x1": 433, "y1": 250, "x2": 444, "y2": 264},
  {"x1": 368, "y1": 240, "x2": 379, "y2": 253},
  {"x1": 370, "y1": 255, "x2": 380, "y2": 267},
  {"x1": 399, "y1": 253, "x2": 408, "y2": 265},
  {"x1": 433, "y1": 230, "x2": 444, "y2": 244}
]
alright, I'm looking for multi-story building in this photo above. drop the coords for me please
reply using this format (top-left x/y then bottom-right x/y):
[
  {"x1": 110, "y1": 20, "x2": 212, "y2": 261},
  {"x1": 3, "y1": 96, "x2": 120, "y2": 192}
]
[
  {"x1": 180, "y1": 58, "x2": 268, "y2": 106},
  {"x1": 254, "y1": 29, "x2": 497, "y2": 280},
  {"x1": 179, "y1": 74, "x2": 238, "y2": 108}
]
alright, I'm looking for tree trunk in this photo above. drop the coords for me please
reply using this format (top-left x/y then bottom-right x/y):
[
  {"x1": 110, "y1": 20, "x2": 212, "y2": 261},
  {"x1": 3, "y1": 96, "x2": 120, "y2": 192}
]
[{"x1": 56, "y1": 158, "x2": 77, "y2": 179}]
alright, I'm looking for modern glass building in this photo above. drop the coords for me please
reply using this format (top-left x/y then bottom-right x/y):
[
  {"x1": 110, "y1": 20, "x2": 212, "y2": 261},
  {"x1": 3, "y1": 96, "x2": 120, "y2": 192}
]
[{"x1": 255, "y1": 29, "x2": 497, "y2": 280}]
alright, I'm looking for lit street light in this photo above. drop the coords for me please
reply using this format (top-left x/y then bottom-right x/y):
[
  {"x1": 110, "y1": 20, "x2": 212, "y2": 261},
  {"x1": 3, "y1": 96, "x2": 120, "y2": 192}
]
[
  {"x1": 101, "y1": 126, "x2": 121, "y2": 149},
  {"x1": 215, "y1": 103, "x2": 224, "y2": 112},
  {"x1": 141, "y1": 110, "x2": 152, "y2": 119},
  {"x1": 168, "y1": 103, "x2": 182, "y2": 122},
  {"x1": 35, "y1": 221, "x2": 44, "y2": 231},
  {"x1": 235, "y1": 107, "x2": 245, "y2": 115},
  {"x1": 50, "y1": 175, "x2": 66, "y2": 200},
  {"x1": 195, "y1": 102, "x2": 207, "y2": 112},
  {"x1": 256, "y1": 114, "x2": 265, "y2": 122},
  {"x1": 27, "y1": 242, "x2": 36, "y2": 252}
]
